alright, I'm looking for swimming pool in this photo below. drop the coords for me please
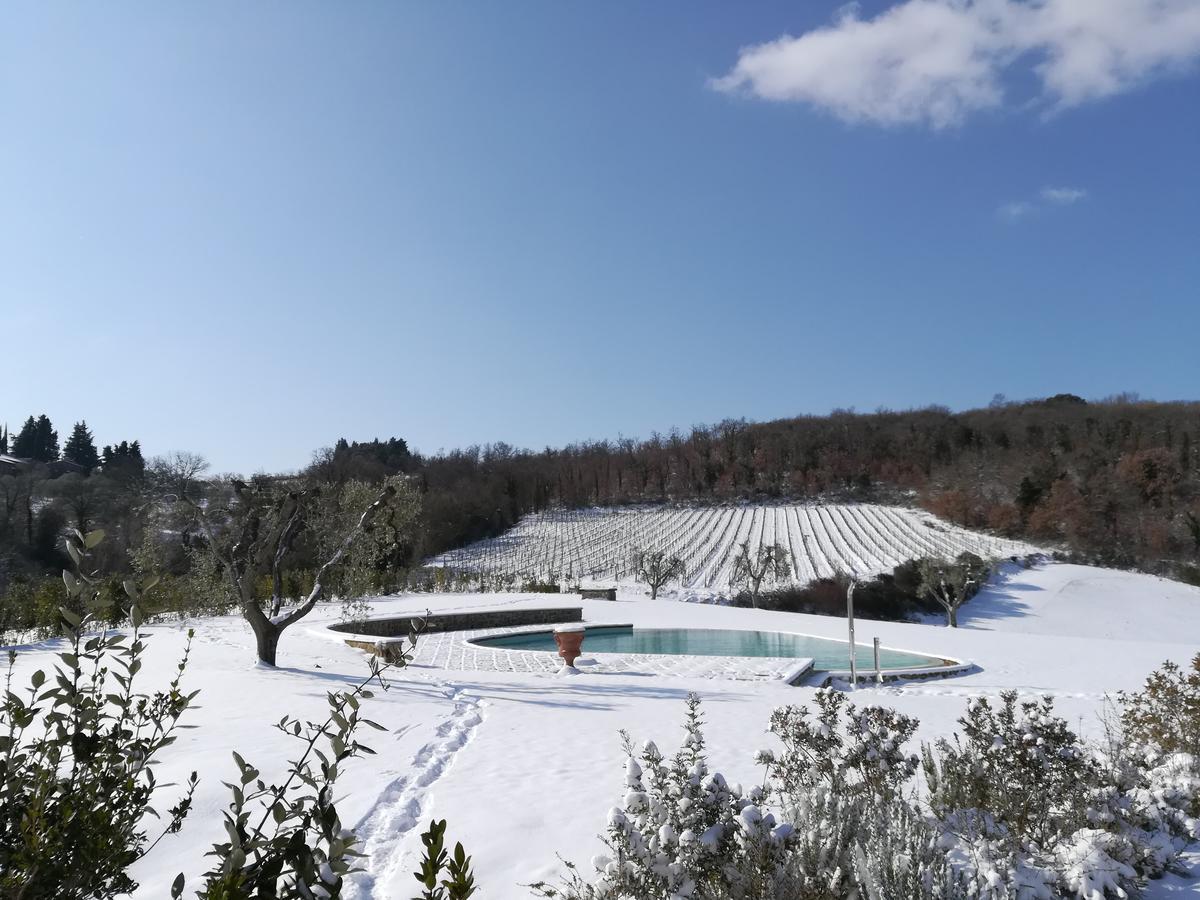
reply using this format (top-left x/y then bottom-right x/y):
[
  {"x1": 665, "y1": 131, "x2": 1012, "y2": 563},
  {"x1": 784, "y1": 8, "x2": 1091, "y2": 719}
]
[{"x1": 470, "y1": 626, "x2": 945, "y2": 671}]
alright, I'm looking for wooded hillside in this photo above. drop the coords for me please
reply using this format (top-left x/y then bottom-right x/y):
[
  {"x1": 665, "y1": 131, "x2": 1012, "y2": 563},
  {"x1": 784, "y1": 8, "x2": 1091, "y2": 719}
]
[{"x1": 324, "y1": 395, "x2": 1200, "y2": 575}]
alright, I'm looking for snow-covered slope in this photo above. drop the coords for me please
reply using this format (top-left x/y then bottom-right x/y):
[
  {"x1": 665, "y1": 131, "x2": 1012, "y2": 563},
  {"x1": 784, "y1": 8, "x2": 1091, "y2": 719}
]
[
  {"x1": 4, "y1": 561, "x2": 1198, "y2": 897},
  {"x1": 427, "y1": 503, "x2": 1039, "y2": 592},
  {"x1": 958, "y1": 561, "x2": 1200, "y2": 641}
]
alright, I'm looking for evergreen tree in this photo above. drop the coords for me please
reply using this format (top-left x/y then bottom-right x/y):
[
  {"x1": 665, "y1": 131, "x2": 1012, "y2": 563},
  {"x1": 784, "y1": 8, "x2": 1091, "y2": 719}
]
[
  {"x1": 11, "y1": 416, "x2": 38, "y2": 458},
  {"x1": 36, "y1": 416, "x2": 59, "y2": 462},
  {"x1": 101, "y1": 439, "x2": 146, "y2": 481},
  {"x1": 11, "y1": 416, "x2": 57, "y2": 461},
  {"x1": 0, "y1": 424, "x2": 7, "y2": 454},
  {"x1": 63, "y1": 421, "x2": 101, "y2": 473}
]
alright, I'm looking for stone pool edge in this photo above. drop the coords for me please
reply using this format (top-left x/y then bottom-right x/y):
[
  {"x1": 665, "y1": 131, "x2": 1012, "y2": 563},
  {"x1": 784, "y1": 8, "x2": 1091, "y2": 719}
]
[{"x1": 314, "y1": 614, "x2": 968, "y2": 686}]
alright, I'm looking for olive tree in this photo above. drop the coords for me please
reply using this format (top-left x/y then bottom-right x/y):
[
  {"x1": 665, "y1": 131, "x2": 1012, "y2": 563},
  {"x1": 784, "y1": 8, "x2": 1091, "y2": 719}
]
[
  {"x1": 917, "y1": 552, "x2": 990, "y2": 627},
  {"x1": 192, "y1": 476, "x2": 420, "y2": 665},
  {"x1": 631, "y1": 549, "x2": 685, "y2": 600},
  {"x1": 730, "y1": 540, "x2": 789, "y2": 608}
]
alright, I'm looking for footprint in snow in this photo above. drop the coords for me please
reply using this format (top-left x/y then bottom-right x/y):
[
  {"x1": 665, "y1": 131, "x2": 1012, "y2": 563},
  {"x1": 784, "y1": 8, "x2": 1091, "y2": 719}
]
[{"x1": 344, "y1": 684, "x2": 485, "y2": 900}]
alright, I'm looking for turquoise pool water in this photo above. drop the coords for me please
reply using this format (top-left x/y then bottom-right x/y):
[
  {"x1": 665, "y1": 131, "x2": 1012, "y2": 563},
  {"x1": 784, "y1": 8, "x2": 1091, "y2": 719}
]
[{"x1": 471, "y1": 627, "x2": 944, "y2": 671}]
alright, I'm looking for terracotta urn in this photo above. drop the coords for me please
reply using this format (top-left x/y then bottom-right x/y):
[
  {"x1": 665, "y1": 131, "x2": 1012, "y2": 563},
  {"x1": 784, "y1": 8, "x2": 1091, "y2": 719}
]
[{"x1": 553, "y1": 626, "x2": 586, "y2": 668}]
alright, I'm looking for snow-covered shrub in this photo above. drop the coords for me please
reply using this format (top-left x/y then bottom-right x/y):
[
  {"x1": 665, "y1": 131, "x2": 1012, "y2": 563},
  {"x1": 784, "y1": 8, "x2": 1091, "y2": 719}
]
[
  {"x1": 532, "y1": 694, "x2": 797, "y2": 899},
  {"x1": 920, "y1": 689, "x2": 1199, "y2": 897},
  {"x1": 1119, "y1": 653, "x2": 1200, "y2": 758},
  {"x1": 767, "y1": 688, "x2": 919, "y2": 804},
  {"x1": 536, "y1": 691, "x2": 960, "y2": 900},
  {"x1": 1086, "y1": 726, "x2": 1200, "y2": 882},
  {"x1": 546, "y1": 682, "x2": 1200, "y2": 900},
  {"x1": 850, "y1": 800, "x2": 965, "y2": 900},
  {"x1": 1079, "y1": 655, "x2": 1200, "y2": 882},
  {"x1": 760, "y1": 785, "x2": 963, "y2": 900},
  {"x1": 763, "y1": 690, "x2": 965, "y2": 899},
  {"x1": 923, "y1": 691, "x2": 1096, "y2": 854}
]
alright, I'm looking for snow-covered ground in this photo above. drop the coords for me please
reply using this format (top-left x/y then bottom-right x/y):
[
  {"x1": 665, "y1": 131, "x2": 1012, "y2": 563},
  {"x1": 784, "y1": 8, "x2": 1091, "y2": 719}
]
[
  {"x1": 427, "y1": 503, "x2": 1040, "y2": 594},
  {"x1": 5, "y1": 561, "x2": 1199, "y2": 897}
]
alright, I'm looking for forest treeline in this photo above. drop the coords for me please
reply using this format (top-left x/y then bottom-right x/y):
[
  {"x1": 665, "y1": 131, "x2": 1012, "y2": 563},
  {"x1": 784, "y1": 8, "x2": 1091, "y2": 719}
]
[
  {"x1": 406, "y1": 394, "x2": 1200, "y2": 576},
  {"x1": 3, "y1": 394, "x2": 1200, "y2": 596}
]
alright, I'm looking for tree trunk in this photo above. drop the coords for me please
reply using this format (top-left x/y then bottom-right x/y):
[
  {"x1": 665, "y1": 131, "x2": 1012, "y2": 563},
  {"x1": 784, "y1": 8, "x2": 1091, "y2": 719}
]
[
  {"x1": 252, "y1": 619, "x2": 281, "y2": 666},
  {"x1": 947, "y1": 604, "x2": 958, "y2": 628}
]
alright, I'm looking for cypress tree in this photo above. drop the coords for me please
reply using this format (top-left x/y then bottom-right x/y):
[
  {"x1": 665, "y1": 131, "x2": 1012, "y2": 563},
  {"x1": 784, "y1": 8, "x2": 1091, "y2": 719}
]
[
  {"x1": 63, "y1": 421, "x2": 101, "y2": 473},
  {"x1": 0, "y1": 424, "x2": 7, "y2": 454}
]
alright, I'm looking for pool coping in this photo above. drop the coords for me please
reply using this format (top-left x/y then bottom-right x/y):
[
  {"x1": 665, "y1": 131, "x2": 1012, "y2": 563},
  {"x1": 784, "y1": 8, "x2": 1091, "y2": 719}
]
[
  {"x1": 814, "y1": 659, "x2": 975, "y2": 686},
  {"x1": 464, "y1": 622, "x2": 820, "y2": 686},
  {"x1": 467, "y1": 622, "x2": 963, "y2": 686},
  {"x1": 319, "y1": 615, "x2": 967, "y2": 686}
]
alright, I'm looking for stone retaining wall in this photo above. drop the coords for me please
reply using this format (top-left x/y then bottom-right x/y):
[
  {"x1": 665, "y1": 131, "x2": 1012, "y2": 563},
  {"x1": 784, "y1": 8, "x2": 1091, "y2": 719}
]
[
  {"x1": 579, "y1": 588, "x2": 617, "y2": 601},
  {"x1": 329, "y1": 606, "x2": 582, "y2": 638}
]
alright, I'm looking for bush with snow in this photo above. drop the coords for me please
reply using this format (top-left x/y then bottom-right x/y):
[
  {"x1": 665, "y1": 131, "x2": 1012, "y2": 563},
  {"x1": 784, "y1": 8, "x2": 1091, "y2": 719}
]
[
  {"x1": 542, "y1": 683, "x2": 1200, "y2": 900},
  {"x1": 1120, "y1": 653, "x2": 1200, "y2": 759},
  {"x1": 0, "y1": 531, "x2": 198, "y2": 899},
  {"x1": 534, "y1": 691, "x2": 960, "y2": 900},
  {"x1": 531, "y1": 694, "x2": 795, "y2": 899}
]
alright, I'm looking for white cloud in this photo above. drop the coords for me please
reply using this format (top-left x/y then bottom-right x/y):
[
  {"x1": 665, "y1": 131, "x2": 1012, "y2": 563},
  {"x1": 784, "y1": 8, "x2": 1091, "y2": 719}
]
[
  {"x1": 999, "y1": 199, "x2": 1036, "y2": 219},
  {"x1": 1040, "y1": 185, "x2": 1087, "y2": 203},
  {"x1": 998, "y1": 185, "x2": 1088, "y2": 220},
  {"x1": 713, "y1": 0, "x2": 1200, "y2": 128}
]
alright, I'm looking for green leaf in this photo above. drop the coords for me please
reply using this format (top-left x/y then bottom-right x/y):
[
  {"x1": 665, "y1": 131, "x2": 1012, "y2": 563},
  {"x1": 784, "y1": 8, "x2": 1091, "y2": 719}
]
[{"x1": 84, "y1": 529, "x2": 106, "y2": 549}]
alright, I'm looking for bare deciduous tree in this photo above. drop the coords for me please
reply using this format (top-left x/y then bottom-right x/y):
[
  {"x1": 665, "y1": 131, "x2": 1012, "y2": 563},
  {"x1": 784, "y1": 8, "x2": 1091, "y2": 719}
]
[
  {"x1": 730, "y1": 540, "x2": 789, "y2": 608},
  {"x1": 148, "y1": 452, "x2": 210, "y2": 502},
  {"x1": 631, "y1": 549, "x2": 685, "y2": 600}
]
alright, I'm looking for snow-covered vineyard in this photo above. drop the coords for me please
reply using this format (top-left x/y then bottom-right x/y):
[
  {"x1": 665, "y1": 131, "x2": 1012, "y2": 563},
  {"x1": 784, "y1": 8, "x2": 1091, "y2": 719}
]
[{"x1": 428, "y1": 503, "x2": 1040, "y2": 590}]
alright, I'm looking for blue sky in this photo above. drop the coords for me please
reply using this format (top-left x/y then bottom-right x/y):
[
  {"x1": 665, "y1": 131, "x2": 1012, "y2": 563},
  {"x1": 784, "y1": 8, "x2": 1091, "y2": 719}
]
[{"x1": 3, "y1": 2, "x2": 1198, "y2": 474}]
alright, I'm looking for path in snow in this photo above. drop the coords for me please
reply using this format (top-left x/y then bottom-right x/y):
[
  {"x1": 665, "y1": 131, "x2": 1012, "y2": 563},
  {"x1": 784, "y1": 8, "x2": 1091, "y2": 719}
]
[{"x1": 346, "y1": 683, "x2": 485, "y2": 899}]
